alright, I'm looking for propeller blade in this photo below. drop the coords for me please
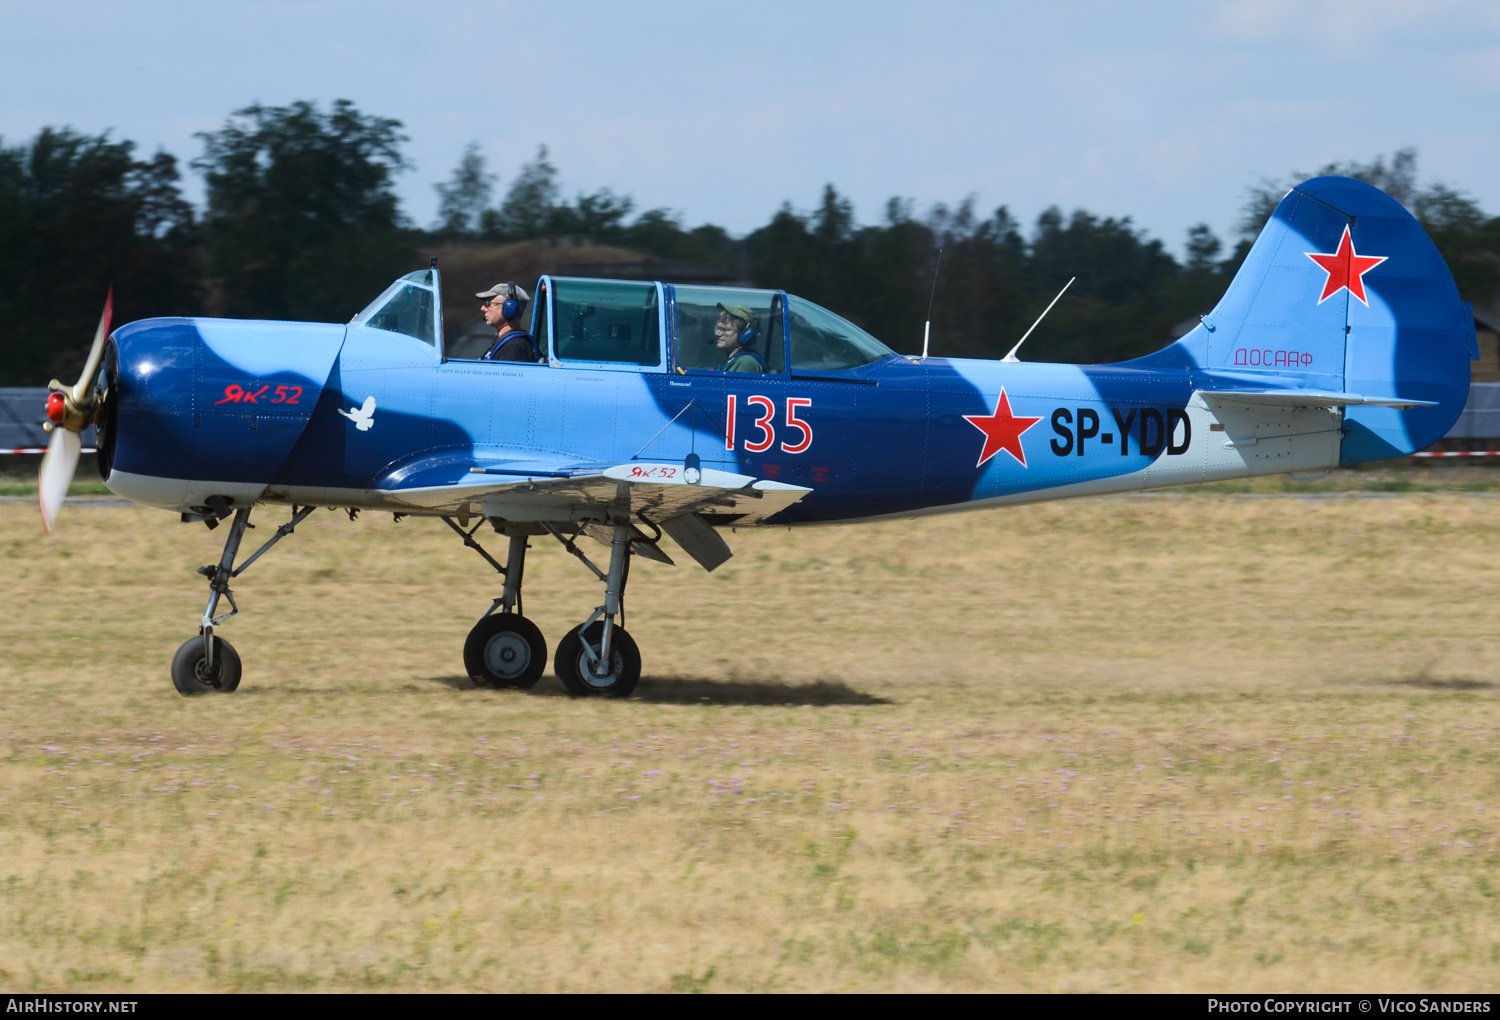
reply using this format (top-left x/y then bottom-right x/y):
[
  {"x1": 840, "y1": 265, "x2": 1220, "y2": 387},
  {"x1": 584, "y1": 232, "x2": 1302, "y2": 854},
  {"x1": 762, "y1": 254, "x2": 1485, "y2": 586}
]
[
  {"x1": 38, "y1": 426, "x2": 81, "y2": 534},
  {"x1": 71, "y1": 287, "x2": 113, "y2": 405}
]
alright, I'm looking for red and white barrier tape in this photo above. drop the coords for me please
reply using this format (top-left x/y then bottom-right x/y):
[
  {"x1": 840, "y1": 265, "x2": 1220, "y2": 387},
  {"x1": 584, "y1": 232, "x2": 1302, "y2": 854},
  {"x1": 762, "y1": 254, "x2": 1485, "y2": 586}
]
[
  {"x1": 1, "y1": 448, "x2": 98, "y2": 455},
  {"x1": 1410, "y1": 450, "x2": 1500, "y2": 457}
]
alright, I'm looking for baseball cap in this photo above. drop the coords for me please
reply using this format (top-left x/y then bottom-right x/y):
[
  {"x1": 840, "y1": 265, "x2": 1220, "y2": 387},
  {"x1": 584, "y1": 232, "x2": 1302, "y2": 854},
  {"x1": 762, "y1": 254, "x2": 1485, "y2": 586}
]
[
  {"x1": 716, "y1": 303, "x2": 757, "y2": 329},
  {"x1": 476, "y1": 282, "x2": 531, "y2": 303}
]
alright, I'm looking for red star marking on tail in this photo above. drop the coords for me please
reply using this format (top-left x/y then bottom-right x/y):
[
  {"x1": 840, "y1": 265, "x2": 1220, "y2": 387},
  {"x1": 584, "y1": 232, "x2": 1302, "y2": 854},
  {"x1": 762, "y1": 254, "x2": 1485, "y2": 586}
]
[
  {"x1": 964, "y1": 388, "x2": 1042, "y2": 467},
  {"x1": 1305, "y1": 225, "x2": 1387, "y2": 305}
]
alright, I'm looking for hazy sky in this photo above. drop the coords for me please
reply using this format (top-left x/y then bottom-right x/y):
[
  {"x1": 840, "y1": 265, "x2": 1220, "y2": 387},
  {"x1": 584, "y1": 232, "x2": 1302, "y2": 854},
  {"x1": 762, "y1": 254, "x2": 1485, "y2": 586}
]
[{"x1": 3, "y1": 0, "x2": 1498, "y2": 257}]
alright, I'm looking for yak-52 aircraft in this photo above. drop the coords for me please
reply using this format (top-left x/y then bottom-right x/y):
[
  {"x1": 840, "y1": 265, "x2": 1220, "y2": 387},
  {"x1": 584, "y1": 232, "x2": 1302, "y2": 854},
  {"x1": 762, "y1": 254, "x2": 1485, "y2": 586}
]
[{"x1": 38, "y1": 176, "x2": 1477, "y2": 696}]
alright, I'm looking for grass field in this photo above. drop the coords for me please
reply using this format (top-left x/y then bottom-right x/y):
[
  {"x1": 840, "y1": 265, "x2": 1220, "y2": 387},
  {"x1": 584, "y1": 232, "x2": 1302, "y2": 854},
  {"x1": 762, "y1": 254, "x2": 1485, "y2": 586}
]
[{"x1": 1, "y1": 476, "x2": 1498, "y2": 992}]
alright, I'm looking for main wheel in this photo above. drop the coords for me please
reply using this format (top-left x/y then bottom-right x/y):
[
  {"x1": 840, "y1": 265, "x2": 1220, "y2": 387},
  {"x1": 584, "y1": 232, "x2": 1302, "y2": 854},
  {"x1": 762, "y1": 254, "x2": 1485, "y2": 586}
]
[
  {"x1": 553, "y1": 621, "x2": 640, "y2": 698},
  {"x1": 464, "y1": 614, "x2": 547, "y2": 689},
  {"x1": 170, "y1": 635, "x2": 242, "y2": 695}
]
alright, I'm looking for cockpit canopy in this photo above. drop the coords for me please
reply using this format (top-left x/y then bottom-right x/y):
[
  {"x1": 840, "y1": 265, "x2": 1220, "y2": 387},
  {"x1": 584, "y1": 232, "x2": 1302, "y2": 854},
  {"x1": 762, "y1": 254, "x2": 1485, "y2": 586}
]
[{"x1": 349, "y1": 267, "x2": 898, "y2": 374}]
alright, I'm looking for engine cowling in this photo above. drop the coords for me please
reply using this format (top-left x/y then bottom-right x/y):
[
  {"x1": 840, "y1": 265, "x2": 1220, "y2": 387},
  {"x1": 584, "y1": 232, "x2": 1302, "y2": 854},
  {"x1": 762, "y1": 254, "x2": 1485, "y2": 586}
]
[{"x1": 102, "y1": 317, "x2": 346, "y2": 511}]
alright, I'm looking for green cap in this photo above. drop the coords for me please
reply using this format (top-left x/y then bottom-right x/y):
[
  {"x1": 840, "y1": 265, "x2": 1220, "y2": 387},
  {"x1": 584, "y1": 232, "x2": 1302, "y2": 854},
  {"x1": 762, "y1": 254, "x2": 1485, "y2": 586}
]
[{"x1": 716, "y1": 303, "x2": 757, "y2": 331}]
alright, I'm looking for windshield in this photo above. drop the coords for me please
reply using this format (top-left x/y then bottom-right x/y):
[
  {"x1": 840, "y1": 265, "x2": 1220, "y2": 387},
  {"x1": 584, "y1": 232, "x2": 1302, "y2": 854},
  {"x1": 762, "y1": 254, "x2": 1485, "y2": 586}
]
[
  {"x1": 352, "y1": 271, "x2": 438, "y2": 346},
  {"x1": 786, "y1": 295, "x2": 894, "y2": 370}
]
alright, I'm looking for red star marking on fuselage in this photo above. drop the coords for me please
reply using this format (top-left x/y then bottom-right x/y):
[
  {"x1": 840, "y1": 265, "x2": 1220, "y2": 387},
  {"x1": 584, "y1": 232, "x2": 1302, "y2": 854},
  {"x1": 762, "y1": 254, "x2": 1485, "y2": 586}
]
[
  {"x1": 963, "y1": 387, "x2": 1042, "y2": 467},
  {"x1": 1305, "y1": 225, "x2": 1387, "y2": 305}
]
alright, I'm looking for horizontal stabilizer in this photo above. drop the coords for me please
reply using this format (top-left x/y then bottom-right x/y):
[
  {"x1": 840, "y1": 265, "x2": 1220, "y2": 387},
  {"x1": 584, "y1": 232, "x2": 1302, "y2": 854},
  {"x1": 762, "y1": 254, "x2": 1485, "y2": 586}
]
[{"x1": 1199, "y1": 389, "x2": 1437, "y2": 409}]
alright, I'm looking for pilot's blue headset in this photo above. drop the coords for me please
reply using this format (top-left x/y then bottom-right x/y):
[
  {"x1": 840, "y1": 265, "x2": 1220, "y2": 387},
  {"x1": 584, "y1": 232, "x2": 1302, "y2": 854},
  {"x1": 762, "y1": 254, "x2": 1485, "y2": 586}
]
[{"x1": 500, "y1": 282, "x2": 520, "y2": 321}]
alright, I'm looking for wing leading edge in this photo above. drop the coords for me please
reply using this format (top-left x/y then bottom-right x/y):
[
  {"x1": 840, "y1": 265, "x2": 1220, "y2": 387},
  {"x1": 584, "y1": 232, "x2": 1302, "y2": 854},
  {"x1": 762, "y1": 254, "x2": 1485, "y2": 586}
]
[{"x1": 377, "y1": 460, "x2": 812, "y2": 528}]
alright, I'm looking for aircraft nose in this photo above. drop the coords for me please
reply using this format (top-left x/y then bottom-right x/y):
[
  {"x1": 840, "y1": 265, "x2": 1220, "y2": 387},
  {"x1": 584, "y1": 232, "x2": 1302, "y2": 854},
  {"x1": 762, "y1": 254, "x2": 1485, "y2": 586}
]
[{"x1": 99, "y1": 317, "x2": 346, "y2": 507}]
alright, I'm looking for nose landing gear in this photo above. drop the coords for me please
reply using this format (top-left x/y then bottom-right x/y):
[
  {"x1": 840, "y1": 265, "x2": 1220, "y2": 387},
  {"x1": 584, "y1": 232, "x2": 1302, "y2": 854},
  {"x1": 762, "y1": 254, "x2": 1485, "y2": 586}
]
[{"x1": 172, "y1": 503, "x2": 316, "y2": 695}]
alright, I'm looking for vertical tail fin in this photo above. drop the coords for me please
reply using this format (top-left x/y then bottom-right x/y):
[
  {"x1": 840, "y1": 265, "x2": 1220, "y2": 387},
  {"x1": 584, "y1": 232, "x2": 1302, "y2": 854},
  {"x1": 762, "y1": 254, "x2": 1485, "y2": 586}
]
[{"x1": 1139, "y1": 176, "x2": 1471, "y2": 461}]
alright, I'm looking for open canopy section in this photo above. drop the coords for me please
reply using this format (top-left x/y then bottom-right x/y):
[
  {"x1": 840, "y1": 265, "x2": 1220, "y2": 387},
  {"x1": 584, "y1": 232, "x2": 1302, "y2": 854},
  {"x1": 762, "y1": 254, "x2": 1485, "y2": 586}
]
[{"x1": 551, "y1": 278, "x2": 664, "y2": 368}]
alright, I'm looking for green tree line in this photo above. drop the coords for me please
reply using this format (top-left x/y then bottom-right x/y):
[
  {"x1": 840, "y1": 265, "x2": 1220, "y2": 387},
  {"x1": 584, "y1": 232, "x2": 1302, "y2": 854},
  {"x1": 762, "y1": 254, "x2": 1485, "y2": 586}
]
[{"x1": 4, "y1": 100, "x2": 1498, "y2": 385}]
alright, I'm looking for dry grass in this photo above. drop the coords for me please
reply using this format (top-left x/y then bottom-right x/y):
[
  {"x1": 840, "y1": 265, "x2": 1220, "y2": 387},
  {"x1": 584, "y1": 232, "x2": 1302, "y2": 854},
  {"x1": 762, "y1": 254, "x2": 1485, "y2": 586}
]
[{"x1": 1, "y1": 487, "x2": 1498, "y2": 992}]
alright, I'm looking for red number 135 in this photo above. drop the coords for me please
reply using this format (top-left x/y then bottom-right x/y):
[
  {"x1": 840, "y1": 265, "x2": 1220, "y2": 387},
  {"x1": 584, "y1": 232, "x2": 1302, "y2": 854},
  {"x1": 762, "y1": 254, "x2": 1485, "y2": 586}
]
[{"x1": 724, "y1": 395, "x2": 813, "y2": 454}]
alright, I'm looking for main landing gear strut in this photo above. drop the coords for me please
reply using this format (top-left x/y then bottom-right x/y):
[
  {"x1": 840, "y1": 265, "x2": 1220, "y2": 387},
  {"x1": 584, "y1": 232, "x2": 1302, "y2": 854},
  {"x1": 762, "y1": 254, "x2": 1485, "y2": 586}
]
[
  {"x1": 444, "y1": 517, "x2": 548, "y2": 690},
  {"x1": 448, "y1": 517, "x2": 642, "y2": 698},
  {"x1": 171, "y1": 503, "x2": 316, "y2": 695}
]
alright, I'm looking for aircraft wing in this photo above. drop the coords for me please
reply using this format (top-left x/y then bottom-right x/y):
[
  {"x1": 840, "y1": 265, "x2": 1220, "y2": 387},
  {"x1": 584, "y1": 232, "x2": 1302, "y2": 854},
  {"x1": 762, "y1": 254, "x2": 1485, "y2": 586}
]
[{"x1": 379, "y1": 460, "x2": 812, "y2": 527}]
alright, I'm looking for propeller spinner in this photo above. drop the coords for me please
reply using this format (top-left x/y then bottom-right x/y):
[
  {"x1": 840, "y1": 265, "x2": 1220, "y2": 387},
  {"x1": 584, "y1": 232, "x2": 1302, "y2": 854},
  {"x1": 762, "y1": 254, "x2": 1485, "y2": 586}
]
[{"x1": 39, "y1": 289, "x2": 113, "y2": 532}]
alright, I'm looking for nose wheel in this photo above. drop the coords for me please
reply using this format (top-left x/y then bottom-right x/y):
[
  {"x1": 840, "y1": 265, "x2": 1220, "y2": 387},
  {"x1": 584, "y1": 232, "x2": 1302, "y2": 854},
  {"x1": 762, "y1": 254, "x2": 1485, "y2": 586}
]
[
  {"x1": 464, "y1": 614, "x2": 546, "y2": 688},
  {"x1": 171, "y1": 635, "x2": 242, "y2": 694}
]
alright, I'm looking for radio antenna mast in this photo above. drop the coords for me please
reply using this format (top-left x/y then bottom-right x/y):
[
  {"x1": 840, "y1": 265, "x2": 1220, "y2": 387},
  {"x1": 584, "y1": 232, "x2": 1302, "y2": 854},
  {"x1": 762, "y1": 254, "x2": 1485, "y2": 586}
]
[
  {"x1": 920, "y1": 247, "x2": 943, "y2": 361},
  {"x1": 1002, "y1": 276, "x2": 1075, "y2": 363}
]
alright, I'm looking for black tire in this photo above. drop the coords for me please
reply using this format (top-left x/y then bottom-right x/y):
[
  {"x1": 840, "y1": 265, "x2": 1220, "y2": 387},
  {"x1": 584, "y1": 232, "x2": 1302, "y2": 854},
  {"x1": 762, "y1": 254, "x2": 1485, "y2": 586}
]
[
  {"x1": 553, "y1": 621, "x2": 640, "y2": 698},
  {"x1": 464, "y1": 614, "x2": 547, "y2": 689},
  {"x1": 170, "y1": 635, "x2": 242, "y2": 695}
]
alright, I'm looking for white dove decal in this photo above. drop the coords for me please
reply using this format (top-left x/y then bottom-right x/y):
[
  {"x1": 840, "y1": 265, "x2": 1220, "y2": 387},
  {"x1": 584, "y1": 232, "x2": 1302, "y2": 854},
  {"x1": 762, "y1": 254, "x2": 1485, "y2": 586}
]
[{"x1": 338, "y1": 395, "x2": 376, "y2": 431}]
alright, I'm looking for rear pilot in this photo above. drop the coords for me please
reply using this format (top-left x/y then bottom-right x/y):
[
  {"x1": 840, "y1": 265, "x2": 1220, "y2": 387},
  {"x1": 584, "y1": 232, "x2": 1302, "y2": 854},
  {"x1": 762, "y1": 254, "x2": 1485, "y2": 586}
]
[{"x1": 714, "y1": 303, "x2": 767, "y2": 373}]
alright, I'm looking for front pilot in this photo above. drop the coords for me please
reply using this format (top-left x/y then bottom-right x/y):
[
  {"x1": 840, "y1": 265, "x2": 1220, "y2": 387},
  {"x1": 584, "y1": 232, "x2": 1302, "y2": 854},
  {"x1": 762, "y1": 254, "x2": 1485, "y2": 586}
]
[{"x1": 477, "y1": 282, "x2": 537, "y2": 361}]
